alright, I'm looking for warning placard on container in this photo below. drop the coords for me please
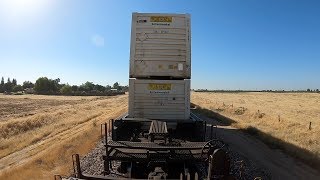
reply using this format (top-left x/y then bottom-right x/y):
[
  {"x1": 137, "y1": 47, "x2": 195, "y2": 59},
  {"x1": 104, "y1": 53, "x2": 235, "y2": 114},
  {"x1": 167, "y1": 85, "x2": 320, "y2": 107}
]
[
  {"x1": 148, "y1": 83, "x2": 172, "y2": 90},
  {"x1": 150, "y1": 16, "x2": 172, "y2": 22}
]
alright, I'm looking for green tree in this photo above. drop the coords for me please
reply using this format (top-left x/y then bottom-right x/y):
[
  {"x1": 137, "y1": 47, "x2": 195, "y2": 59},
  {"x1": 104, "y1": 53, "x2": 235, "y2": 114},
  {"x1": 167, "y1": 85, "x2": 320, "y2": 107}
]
[
  {"x1": 113, "y1": 82, "x2": 120, "y2": 90},
  {"x1": 0, "y1": 77, "x2": 4, "y2": 85},
  {"x1": 105, "y1": 85, "x2": 112, "y2": 91},
  {"x1": 23, "y1": 81, "x2": 34, "y2": 89},
  {"x1": 34, "y1": 77, "x2": 51, "y2": 93},
  {"x1": 12, "y1": 78, "x2": 17, "y2": 86},
  {"x1": 60, "y1": 84, "x2": 72, "y2": 95},
  {"x1": 4, "y1": 78, "x2": 12, "y2": 92},
  {"x1": 48, "y1": 79, "x2": 59, "y2": 92},
  {"x1": 13, "y1": 85, "x2": 23, "y2": 92},
  {"x1": 71, "y1": 85, "x2": 78, "y2": 92},
  {"x1": 121, "y1": 85, "x2": 129, "y2": 92},
  {"x1": 54, "y1": 78, "x2": 60, "y2": 84},
  {"x1": 78, "y1": 85, "x2": 85, "y2": 92},
  {"x1": 54, "y1": 78, "x2": 62, "y2": 91},
  {"x1": 94, "y1": 84, "x2": 105, "y2": 92},
  {"x1": 0, "y1": 77, "x2": 4, "y2": 93},
  {"x1": 79, "y1": 81, "x2": 94, "y2": 92}
]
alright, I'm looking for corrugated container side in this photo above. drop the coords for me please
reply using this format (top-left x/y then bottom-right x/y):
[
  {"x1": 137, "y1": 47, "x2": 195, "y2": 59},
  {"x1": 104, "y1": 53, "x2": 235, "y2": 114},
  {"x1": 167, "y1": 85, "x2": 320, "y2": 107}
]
[
  {"x1": 130, "y1": 13, "x2": 191, "y2": 79},
  {"x1": 128, "y1": 78, "x2": 190, "y2": 120}
]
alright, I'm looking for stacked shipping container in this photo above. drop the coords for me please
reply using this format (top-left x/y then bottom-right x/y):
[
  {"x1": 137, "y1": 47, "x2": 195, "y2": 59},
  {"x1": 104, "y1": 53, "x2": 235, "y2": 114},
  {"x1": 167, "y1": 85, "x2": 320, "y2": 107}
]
[{"x1": 128, "y1": 13, "x2": 191, "y2": 120}]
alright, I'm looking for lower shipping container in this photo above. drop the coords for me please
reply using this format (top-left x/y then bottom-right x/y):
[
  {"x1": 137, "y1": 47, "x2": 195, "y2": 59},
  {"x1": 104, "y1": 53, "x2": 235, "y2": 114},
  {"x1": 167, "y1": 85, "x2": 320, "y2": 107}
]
[{"x1": 128, "y1": 78, "x2": 190, "y2": 120}]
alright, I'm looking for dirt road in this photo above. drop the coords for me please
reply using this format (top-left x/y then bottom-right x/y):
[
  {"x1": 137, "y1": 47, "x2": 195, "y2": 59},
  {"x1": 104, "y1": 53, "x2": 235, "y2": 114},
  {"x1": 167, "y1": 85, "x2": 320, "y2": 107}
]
[{"x1": 201, "y1": 114, "x2": 320, "y2": 180}]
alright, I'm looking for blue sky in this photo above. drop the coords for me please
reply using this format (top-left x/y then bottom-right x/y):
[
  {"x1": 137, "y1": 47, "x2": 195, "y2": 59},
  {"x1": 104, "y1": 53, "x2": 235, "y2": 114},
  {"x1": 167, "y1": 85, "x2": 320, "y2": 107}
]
[{"x1": 0, "y1": 0, "x2": 319, "y2": 90}]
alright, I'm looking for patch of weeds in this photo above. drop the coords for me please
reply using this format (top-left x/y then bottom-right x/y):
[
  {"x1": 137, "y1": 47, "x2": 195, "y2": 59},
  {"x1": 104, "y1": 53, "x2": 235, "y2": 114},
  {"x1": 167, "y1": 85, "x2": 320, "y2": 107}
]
[
  {"x1": 1, "y1": 118, "x2": 48, "y2": 138},
  {"x1": 234, "y1": 107, "x2": 246, "y2": 115},
  {"x1": 258, "y1": 113, "x2": 265, "y2": 118},
  {"x1": 31, "y1": 137, "x2": 42, "y2": 144},
  {"x1": 35, "y1": 158, "x2": 44, "y2": 165},
  {"x1": 216, "y1": 108, "x2": 224, "y2": 112},
  {"x1": 63, "y1": 144, "x2": 73, "y2": 150},
  {"x1": 0, "y1": 145, "x2": 9, "y2": 150},
  {"x1": 254, "y1": 110, "x2": 265, "y2": 118}
]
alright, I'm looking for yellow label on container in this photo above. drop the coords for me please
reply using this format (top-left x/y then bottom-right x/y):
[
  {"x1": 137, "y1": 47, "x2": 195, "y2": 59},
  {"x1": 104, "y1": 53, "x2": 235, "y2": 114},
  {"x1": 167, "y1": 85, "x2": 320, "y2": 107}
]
[
  {"x1": 148, "y1": 83, "x2": 171, "y2": 90},
  {"x1": 150, "y1": 16, "x2": 172, "y2": 22}
]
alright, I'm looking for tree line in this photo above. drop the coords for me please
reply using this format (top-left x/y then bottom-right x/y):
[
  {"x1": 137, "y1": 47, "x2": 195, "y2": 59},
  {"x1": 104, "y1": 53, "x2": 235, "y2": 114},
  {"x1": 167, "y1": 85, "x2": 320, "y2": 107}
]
[
  {"x1": 0, "y1": 77, "x2": 34, "y2": 93},
  {"x1": 0, "y1": 76, "x2": 128, "y2": 96},
  {"x1": 193, "y1": 89, "x2": 320, "y2": 93}
]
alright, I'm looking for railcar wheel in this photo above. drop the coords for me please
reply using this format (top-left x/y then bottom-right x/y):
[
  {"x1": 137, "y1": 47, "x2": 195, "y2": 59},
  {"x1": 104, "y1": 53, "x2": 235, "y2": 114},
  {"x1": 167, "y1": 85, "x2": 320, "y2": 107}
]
[{"x1": 200, "y1": 139, "x2": 228, "y2": 162}]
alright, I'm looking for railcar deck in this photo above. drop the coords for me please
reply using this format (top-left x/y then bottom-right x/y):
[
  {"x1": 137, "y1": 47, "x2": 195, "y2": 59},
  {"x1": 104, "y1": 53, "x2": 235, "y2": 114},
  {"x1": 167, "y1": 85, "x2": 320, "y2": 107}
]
[{"x1": 105, "y1": 140, "x2": 209, "y2": 162}]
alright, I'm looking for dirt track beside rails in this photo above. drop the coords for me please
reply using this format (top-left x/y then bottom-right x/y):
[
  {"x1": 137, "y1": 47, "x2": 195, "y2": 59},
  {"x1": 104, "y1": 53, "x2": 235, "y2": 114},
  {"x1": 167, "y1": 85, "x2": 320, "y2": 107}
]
[{"x1": 198, "y1": 113, "x2": 320, "y2": 179}]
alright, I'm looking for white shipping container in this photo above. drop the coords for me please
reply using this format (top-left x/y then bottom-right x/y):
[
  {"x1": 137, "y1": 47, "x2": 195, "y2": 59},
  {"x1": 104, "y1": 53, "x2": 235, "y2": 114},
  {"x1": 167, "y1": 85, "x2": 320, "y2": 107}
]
[
  {"x1": 130, "y1": 13, "x2": 191, "y2": 78},
  {"x1": 128, "y1": 78, "x2": 190, "y2": 120}
]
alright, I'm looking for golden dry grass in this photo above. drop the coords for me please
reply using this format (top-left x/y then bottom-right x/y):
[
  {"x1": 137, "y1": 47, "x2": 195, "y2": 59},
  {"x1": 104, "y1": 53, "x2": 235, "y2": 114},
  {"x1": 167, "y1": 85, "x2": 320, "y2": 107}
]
[
  {"x1": 1, "y1": 92, "x2": 319, "y2": 178},
  {"x1": 0, "y1": 94, "x2": 128, "y2": 179},
  {"x1": 191, "y1": 92, "x2": 320, "y2": 165}
]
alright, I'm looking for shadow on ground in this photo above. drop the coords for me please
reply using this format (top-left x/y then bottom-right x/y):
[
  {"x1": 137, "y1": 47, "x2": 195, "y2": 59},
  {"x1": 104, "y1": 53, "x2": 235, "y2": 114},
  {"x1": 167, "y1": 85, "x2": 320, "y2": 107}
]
[
  {"x1": 191, "y1": 103, "x2": 320, "y2": 171},
  {"x1": 191, "y1": 103, "x2": 236, "y2": 126}
]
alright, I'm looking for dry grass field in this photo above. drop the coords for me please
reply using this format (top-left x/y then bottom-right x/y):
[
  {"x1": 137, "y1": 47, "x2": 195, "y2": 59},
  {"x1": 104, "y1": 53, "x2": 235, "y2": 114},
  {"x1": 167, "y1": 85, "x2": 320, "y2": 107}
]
[
  {"x1": 191, "y1": 92, "x2": 320, "y2": 167},
  {"x1": 1, "y1": 92, "x2": 319, "y2": 179},
  {"x1": 0, "y1": 94, "x2": 128, "y2": 179}
]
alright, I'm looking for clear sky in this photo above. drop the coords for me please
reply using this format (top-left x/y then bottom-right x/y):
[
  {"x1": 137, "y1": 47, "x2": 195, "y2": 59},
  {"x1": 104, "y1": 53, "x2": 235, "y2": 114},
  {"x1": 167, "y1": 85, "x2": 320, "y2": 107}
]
[{"x1": 0, "y1": 0, "x2": 319, "y2": 90}]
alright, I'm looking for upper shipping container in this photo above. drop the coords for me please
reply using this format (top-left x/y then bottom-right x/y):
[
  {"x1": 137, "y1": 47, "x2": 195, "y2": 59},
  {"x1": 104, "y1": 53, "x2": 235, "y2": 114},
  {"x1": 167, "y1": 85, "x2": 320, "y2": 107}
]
[{"x1": 130, "y1": 13, "x2": 191, "y2": 79}]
